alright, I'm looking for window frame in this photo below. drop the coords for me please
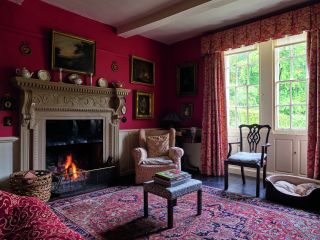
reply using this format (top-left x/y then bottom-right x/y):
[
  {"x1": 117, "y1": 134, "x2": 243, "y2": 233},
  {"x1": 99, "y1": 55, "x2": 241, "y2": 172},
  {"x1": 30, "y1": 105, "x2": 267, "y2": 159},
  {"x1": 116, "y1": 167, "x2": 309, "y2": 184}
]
[{"x1": 273, "y1": 34, "x2": 308, "y2": 134}]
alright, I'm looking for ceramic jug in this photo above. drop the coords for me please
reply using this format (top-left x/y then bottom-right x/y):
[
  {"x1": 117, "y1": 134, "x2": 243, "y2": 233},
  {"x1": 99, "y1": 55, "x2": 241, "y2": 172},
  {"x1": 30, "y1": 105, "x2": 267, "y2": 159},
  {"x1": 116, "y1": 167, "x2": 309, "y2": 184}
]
[{"x1": 16, "y1": 67, "x2": 34, "y2": 78}]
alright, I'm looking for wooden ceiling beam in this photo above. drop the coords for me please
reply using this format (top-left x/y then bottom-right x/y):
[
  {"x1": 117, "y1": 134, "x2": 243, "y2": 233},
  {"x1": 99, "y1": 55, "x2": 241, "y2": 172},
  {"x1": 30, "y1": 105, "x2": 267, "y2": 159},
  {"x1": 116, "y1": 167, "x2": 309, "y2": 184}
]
[{"x1": 117, "y1": 0, "x2": 213, "y2": 38}]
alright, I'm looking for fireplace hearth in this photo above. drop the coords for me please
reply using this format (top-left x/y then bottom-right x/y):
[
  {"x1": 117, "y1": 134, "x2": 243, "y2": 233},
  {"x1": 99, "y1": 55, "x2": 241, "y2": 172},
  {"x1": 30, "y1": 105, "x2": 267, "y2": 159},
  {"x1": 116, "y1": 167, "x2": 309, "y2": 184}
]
[{"x1": 51, "y1": 166, "x2": 116, "y2": 198}]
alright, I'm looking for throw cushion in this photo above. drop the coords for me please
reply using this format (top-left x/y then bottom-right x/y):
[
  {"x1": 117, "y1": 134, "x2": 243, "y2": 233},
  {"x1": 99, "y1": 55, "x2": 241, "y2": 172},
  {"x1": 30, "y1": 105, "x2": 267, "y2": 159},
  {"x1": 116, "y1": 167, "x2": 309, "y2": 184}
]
[
  {"x1": 295, "y1": 183, "x2": 320, "y2": 196},
  {"x1": 274, "y1": 181, "x2": 300, "y2": 197},
  {"x1": 139, "y1": 157, "x2": 173, "y2": 165},
  {"x1": 147, "y1": 134, "x2": 169, "y2": 157}
]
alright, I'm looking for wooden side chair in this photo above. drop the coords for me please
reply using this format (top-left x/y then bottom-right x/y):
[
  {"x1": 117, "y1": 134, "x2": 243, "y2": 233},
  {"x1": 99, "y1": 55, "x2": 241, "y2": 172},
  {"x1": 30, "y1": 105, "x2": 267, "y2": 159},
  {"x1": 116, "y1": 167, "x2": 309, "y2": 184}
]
[{"x1": 224, "y1": 124, "x2": 271, "y2": 197}]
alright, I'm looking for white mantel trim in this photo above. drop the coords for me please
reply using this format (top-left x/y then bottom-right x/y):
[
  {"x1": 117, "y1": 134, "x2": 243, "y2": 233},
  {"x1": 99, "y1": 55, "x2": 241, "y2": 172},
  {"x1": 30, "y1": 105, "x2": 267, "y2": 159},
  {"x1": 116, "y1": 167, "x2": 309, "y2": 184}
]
[{"x1": 0, "y1": 137, "x2": 19, "y2": 143}]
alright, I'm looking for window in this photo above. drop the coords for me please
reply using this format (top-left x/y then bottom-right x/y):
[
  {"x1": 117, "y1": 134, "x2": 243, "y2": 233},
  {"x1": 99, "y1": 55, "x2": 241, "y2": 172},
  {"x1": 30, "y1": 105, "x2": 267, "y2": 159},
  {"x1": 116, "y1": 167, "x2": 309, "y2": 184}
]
[
  {"x1": 274, "y1": 33, "x2": 308, "y2": 130},
  {"x1": 225, "y1": 45, "x2": 259, "y2": 129}
]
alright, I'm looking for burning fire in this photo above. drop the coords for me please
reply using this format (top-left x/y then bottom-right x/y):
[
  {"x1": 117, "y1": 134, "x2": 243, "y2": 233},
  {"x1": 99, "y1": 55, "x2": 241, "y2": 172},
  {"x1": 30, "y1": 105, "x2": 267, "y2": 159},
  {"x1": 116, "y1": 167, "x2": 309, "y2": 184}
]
[{"x1": 64, "y1": 154, "x2": 78, "y2": 180}]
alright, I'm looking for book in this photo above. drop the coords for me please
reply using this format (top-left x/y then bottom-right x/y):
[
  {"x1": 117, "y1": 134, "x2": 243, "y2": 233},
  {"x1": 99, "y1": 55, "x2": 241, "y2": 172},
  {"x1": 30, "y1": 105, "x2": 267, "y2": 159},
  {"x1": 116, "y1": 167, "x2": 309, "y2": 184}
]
[
  {"x1": 154, "y1": 169, "x2": 191, "y2": 182},
  {"x1": 153, "y1": 175, "x2": 191, "y2": 187}
]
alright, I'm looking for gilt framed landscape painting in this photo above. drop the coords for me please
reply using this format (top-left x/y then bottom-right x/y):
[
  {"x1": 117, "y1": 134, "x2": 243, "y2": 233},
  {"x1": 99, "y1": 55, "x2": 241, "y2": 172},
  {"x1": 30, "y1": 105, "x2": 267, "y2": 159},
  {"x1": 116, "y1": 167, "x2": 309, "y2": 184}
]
[
  {"x1": 51, "y1": 30, "x2": 96, "y2": 75},
  {"x1": 135, "y1": 91, "x2": 154, "y2": 119},
  {"x1": 131, "y1": 56, "x2": 155, "y2": 86}
]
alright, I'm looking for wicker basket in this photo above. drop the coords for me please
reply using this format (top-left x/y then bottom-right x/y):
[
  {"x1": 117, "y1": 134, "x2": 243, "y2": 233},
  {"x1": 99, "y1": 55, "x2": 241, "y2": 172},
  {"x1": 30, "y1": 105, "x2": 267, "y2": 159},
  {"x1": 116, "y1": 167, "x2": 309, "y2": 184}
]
[{"x1": 9, "y1": 170, "x2": 52, "y2": 202}]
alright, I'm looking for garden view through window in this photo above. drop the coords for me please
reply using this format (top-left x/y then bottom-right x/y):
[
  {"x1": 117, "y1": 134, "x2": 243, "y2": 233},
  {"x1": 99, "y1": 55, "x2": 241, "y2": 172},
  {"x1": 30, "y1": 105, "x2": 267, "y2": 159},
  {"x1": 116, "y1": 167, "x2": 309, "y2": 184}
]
[
  {"x1": 275, "y1": 34, "x2": 308, "y2": 130},
  {"x1": 224, "y1": 33, "x2": 308, "y2": 131},
  {"x1": 225, "y1": 45, "x2": 259, "y2": 129}
]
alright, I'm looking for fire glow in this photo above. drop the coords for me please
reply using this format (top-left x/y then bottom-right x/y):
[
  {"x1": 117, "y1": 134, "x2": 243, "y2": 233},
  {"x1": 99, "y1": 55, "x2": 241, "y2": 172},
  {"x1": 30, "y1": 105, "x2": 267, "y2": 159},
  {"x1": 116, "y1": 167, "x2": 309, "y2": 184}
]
[{"x1": 64, "y1": 154, "x2": 78, "y2": 180}]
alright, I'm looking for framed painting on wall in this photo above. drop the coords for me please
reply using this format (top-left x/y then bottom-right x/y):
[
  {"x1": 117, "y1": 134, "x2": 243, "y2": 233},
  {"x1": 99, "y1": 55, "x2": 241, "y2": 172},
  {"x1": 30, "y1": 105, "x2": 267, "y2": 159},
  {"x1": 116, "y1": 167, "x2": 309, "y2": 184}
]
[
  {"x1": 51, "y1": 30, "x2": 96, "y2": 74},
  {"x1": 181, "y1": 103, "x2": 193, "y2": 119},
  {"x1": 135, "y1": 91, "x2": 154, "y2": 119},
  {"x1": 131, "y1": 56, "x2": 155, "y2": 86},
  {"x1": 176, "y1": 62, "x2": 197, "y2": 95}
]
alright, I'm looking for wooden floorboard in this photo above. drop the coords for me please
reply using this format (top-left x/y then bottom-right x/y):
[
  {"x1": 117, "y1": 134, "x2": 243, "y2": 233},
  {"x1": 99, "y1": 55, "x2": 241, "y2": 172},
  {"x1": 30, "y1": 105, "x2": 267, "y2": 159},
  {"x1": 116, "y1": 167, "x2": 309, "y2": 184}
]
[
  {"x1": 192, "y1": 173, "x2": 266, "y2": 199},
  {"x1": 119, "y1": 172, "x2": 266, "y2": 199}
]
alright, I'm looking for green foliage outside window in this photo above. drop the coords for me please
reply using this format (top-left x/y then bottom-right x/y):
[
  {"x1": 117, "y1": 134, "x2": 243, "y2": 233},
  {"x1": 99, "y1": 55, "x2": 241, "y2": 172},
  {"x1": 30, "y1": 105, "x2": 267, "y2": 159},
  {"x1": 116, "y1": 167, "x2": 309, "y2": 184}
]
[
  {"x1": 275, "y1": 42, "x2": 308, "y2": 129},
  {"x1": 226, "y1": 49, "x2": 260, "y2": 128},
  {"x1": 225, "y1": 36, "x2": 307, "y2": 131}
]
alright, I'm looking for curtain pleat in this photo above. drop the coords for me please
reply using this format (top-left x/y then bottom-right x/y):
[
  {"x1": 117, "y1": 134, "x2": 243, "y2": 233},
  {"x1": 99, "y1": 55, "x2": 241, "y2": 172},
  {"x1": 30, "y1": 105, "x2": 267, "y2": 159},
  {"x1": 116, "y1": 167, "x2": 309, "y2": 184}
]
[
  {"x1": 307, "y1": 30, "x2": 320, "y2": 179},
  {"x1": 200, "y1": 53, "x2": 228, "y2": 176}
]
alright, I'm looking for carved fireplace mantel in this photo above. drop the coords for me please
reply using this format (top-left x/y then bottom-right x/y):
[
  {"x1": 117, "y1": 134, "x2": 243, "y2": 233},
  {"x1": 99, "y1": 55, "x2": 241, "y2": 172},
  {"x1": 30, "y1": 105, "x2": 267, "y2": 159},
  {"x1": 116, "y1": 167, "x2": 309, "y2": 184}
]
[{"x1": 12, "y1": 77, "x2": 130, "y2": 171}]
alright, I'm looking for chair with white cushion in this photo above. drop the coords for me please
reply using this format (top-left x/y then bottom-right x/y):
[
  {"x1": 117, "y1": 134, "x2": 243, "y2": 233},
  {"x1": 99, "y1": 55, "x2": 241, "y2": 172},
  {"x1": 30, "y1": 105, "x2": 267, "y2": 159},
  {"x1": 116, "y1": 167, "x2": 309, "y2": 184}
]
[
  {"x1": 132, "y1": 128, "x2": 184, "y2": 184},
  {"x1": 224, "y1": 124, "x2": 271, "y2": 197}
]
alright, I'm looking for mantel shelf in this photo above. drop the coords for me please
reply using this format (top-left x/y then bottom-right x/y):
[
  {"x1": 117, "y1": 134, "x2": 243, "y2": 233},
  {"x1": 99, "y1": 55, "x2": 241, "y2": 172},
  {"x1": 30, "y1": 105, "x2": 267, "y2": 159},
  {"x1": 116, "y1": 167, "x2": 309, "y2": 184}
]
[{"x1": 12, "y1": 77, "x2": 130, "y2": 96}]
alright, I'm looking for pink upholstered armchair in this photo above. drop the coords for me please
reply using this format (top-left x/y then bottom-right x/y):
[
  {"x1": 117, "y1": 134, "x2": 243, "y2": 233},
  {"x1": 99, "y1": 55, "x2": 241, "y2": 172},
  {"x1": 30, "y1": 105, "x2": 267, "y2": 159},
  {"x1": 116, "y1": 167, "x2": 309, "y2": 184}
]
[{"x1": 132, "y1": 128, "x2": 184, "y2": 184}]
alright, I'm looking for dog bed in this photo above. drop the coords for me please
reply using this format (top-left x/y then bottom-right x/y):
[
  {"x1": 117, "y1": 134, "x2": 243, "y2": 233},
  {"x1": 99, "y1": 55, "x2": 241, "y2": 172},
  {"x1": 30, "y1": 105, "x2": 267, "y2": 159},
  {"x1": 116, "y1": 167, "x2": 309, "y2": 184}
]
[{"x1": 266, "y1": 174, "x2": 320, "y2": 211}]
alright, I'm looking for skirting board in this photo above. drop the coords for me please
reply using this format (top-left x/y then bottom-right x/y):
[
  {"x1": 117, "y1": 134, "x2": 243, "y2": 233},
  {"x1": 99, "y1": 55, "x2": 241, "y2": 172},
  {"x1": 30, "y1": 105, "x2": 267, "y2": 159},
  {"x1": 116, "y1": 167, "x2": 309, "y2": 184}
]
[
  {"x1": 228, "y1": 166, "x2": 272, "y2": 178},
  {"x1": 228, "y1": 166, "x2": 306, "y2": 178}
]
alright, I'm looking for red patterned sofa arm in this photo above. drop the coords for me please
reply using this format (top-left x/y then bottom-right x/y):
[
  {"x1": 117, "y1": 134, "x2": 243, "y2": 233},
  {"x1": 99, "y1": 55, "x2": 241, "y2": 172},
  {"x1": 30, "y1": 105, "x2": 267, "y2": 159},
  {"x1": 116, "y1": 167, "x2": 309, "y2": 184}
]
[{"x1": 0, "y1": 190, "x2": 83, "y2": 240}]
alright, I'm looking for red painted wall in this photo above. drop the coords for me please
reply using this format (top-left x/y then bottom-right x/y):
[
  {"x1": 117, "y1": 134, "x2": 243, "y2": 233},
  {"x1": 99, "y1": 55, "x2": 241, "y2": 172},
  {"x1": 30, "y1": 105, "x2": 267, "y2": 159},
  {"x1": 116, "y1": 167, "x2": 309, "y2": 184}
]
[
  {"x1": 167, "y1": 37, "x2": 203, "y2": 128},
  {"x1": 0, "y1": 0, "x2": 169, "y2": 136}
]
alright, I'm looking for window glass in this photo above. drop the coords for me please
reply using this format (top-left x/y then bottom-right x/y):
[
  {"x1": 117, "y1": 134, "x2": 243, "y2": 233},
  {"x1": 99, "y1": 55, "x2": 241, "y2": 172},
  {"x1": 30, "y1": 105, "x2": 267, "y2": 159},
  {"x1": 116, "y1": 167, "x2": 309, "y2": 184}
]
[
  {"x1": 274, "y1": 33, "x2": 308, "y2": 130},
  {"x1": 225, "y1": 45, "x2": 259, "y2": 128}
]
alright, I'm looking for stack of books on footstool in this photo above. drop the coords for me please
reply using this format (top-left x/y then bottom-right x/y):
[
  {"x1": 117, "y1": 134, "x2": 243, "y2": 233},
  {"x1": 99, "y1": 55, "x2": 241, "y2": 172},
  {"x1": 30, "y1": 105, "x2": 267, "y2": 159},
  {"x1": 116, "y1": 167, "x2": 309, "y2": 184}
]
[{"x1": 153, "y1": 169, "x2": 191, "y2": 187}]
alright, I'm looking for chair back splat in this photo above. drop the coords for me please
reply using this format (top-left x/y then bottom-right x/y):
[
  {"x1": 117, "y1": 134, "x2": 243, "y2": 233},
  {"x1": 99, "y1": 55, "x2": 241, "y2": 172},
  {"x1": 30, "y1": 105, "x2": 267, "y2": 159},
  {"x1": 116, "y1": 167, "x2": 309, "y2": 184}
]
[{"x1": 239, "y1": 124, "x2": 271, "y2": 153}]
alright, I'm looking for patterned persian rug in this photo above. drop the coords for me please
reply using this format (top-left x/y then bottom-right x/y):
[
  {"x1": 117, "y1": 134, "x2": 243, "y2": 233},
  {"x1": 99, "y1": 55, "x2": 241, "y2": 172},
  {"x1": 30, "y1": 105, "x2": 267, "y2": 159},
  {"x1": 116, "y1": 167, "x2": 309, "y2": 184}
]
[{"x1": 48, "y1": 186, "x2": 320, "y2": 240}]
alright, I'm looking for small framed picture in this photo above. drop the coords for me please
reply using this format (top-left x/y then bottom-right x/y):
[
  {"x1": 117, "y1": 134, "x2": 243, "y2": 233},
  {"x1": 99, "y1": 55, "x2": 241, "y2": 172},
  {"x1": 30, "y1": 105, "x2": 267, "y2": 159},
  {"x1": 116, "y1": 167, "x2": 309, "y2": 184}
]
[
  {"x1": 181, "y1": 103, "x2": 193, "y2": 119},
  {"x1": 176, "y1": 62, "x2": 197, "y2": 95},
  {"x1": 131, "y1": 56, "x2": 155, "y2": 86},
  {"x1": 51, "y1": 30, "x2": 96, "y2": 75},
  {"x1": 135, "y1": 91, "x2": 154, "y2": 119}
]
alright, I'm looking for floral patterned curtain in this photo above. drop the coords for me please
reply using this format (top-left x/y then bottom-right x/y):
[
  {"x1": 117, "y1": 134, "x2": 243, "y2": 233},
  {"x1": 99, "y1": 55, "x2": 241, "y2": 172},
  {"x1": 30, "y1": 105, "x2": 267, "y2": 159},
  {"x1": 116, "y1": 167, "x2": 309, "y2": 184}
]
[
  {"x1": 200, "y1": 3, "x2": 320, "y2": 177},
  {"x1": 307, "y1": 30, "x2": 320, "y2": 179},
  {"x1": 201, "y1": 5, "x2": 319, "y2": 55},
  {"x1": 200, "y1": 53, "x2": 228, "y2": 176}
]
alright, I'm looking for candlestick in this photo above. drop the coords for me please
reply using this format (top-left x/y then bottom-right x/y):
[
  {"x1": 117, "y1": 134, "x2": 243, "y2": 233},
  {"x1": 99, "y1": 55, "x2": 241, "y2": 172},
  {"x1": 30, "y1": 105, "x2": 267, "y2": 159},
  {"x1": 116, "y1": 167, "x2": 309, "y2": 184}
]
[
  {"x1": 90, "y1": 73, "x2": 93, "y2": 86},
  {"x1": 59, "y1": 68, "x2": 63, "y2": 82}
]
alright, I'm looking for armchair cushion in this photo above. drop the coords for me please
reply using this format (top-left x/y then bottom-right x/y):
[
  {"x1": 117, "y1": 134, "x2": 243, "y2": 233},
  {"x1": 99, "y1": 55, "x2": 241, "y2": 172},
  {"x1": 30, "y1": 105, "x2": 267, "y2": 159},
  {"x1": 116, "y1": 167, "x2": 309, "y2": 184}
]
[
  {"x1": 140, "y1": 157, "x2": 173, "y2": 165},
  {"x1": 228, "y1": 152, "x2": 266, "y2": 164},
  {"x1": 146, "y1": 134, "x2": 169, "y2": 157},
  {"x1": 139, "y1": 128, "x2": 176, "y2": 149}
]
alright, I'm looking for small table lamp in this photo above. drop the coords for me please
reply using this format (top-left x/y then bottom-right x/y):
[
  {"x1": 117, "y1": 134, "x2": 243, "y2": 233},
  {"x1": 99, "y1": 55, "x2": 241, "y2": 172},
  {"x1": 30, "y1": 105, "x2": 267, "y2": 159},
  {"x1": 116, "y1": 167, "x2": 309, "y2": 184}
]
[{"x1": 161, "y1": 112, "x2": 182, "y2": 128}]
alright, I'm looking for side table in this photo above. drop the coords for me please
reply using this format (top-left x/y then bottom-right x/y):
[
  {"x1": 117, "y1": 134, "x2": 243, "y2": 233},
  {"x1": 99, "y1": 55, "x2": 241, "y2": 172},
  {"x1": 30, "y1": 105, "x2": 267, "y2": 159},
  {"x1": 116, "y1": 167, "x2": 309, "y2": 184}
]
[{"x1": 143, "y1": 179, "x2": 202, "y2": 229}]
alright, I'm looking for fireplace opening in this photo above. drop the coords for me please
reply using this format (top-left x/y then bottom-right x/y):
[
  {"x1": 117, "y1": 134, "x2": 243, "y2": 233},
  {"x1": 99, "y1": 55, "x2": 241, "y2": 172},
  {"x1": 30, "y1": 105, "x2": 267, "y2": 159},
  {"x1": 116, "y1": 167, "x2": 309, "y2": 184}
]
[
  {"x1": 45, "y1": 119, "x2": 115, "y2": 198},
  {"x1": 46, "y1": 119, "x2": 103, "y2": 172}
]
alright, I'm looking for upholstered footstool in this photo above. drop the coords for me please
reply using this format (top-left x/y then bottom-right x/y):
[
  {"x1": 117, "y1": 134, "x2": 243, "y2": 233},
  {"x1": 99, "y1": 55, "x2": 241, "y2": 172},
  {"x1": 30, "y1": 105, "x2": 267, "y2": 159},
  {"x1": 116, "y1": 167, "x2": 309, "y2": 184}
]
[{"x1": 143, "y1": 179, "x2": 202, "y2": 228}]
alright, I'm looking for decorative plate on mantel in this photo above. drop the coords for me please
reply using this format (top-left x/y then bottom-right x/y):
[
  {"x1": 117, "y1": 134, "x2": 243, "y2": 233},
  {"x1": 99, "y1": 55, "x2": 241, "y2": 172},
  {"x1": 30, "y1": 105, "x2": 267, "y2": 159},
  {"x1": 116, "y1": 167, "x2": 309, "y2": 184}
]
[
  {"x1": 97, "y1": 77, "x2": 107, "y2": 87},
  {"x1": 37, "y1": 70, "x2": 51, "y2": 81},
  {"x1": 68, "y1": 73, "x2": 83, "y2": 85}
]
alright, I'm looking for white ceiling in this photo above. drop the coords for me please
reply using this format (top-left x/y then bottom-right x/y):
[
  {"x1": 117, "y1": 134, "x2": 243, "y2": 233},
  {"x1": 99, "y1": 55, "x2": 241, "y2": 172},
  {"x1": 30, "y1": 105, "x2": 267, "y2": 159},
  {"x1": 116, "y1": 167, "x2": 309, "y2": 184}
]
[{"x1": 40, "y1": 0, "x2": 311, "y2": 44}]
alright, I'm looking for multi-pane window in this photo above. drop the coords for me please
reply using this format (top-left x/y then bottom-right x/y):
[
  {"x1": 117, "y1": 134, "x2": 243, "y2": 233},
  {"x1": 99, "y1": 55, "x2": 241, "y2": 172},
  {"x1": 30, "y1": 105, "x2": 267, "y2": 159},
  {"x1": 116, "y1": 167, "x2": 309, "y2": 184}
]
[
  {"x1": 225, "y1": 45, "x2": 259, "y2": 129},
  {"x1": 274, "y1": 33, "x2": 308, "y2": 130}
]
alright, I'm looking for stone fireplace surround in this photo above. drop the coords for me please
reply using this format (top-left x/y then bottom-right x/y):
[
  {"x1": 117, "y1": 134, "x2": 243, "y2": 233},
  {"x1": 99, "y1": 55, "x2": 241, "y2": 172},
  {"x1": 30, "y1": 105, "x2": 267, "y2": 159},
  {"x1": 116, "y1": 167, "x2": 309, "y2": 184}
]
[{"x1": 12, "y1": 77, "x2": 129, "y2": 172}]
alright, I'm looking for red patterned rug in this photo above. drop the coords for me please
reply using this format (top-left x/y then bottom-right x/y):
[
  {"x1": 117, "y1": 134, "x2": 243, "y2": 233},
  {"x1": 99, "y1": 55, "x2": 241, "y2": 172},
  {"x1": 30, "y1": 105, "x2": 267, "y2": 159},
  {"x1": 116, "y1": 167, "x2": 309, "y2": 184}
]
[{"x1": 48, "y1": 186, "x2": 320, "y2": 240}]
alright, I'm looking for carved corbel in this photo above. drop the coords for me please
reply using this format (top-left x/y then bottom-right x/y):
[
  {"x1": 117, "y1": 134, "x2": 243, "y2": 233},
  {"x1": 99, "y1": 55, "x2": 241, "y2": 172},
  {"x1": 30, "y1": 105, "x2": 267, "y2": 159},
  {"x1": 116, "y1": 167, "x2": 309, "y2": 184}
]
[
  {"x1": 29, "y1": 102, "x2": 37, "y2": 129},
  {"x1": 20, "y1": 90, "x2": 33, "y2": 128},
  {"x1": 21, "y1": 113, "x2": 31, "y2": 127}
]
